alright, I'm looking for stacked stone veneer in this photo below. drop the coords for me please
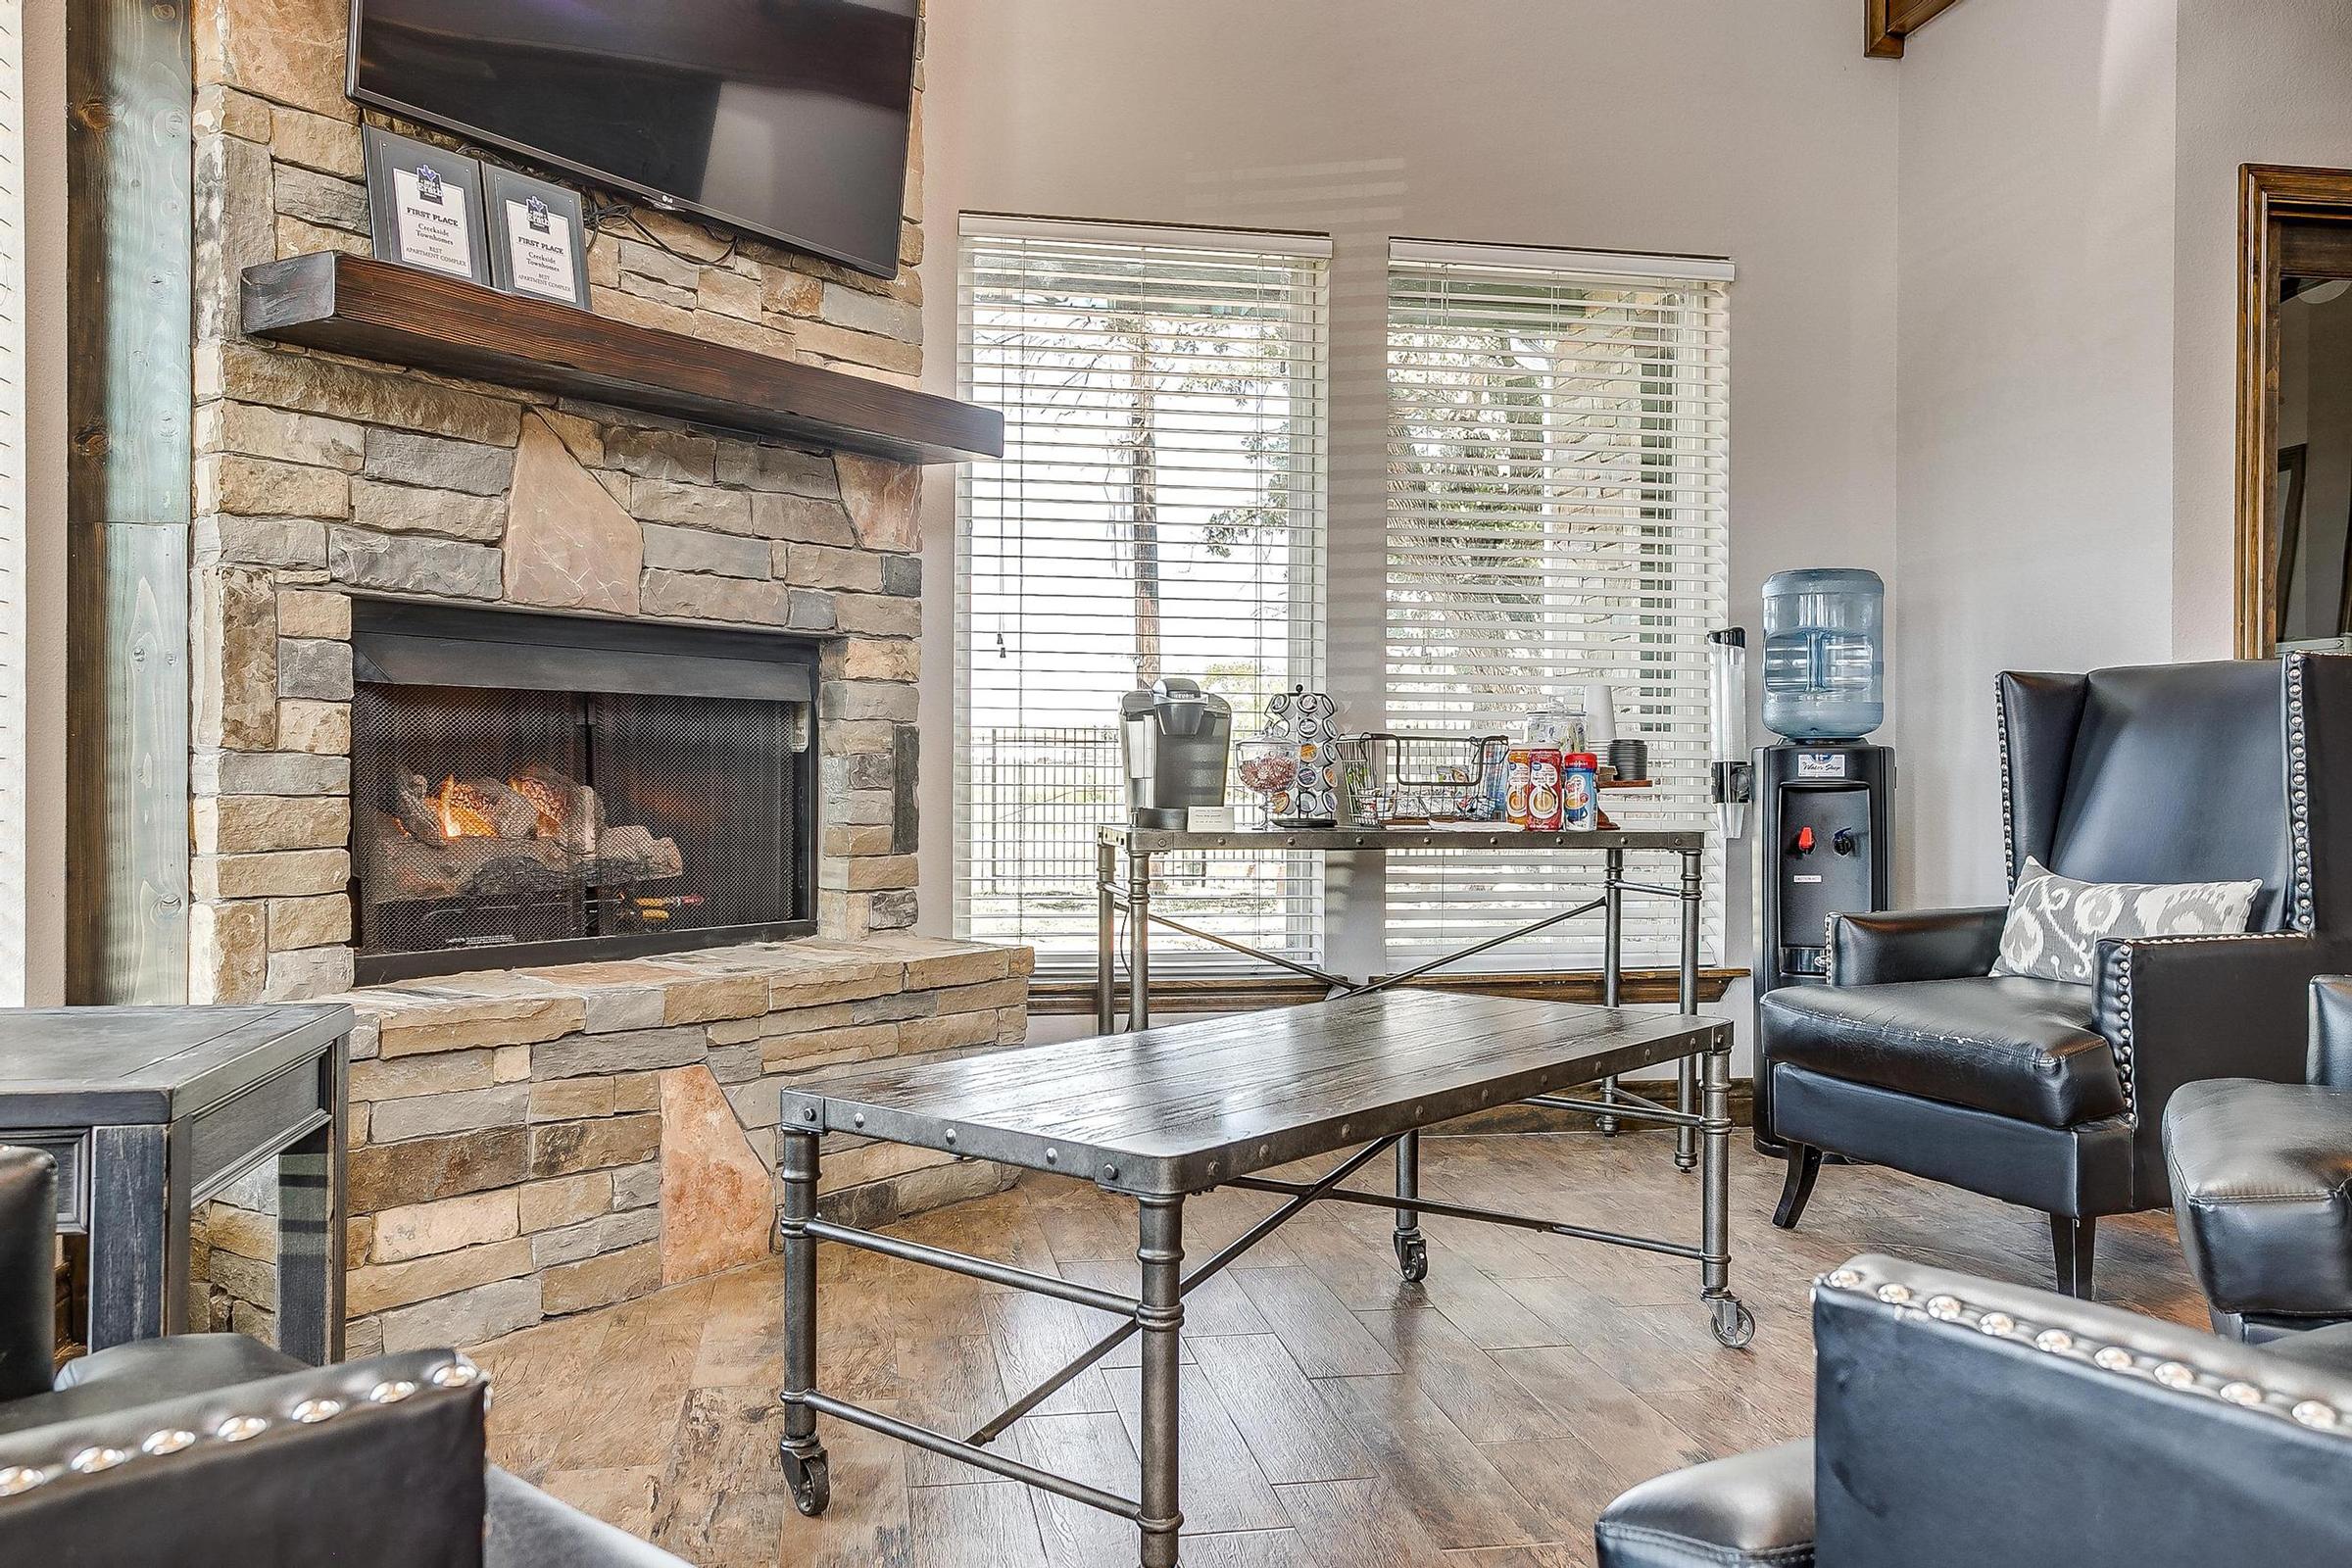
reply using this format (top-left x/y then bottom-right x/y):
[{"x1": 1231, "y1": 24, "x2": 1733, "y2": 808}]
[
  {"x1": 196, "y1": 937, "x2": 1032, "y2": 1352},
  {"x1": 187, "y1": 0, "x2": 932, "y2": 1004},
  {"x1": 172, "y1": 2, "x2": 1040, "y2": 1343}
]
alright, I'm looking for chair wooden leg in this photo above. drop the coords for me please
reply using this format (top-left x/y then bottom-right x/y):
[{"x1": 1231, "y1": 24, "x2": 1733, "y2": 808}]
[
  {"x1": 1773, "y1": 1145, "x2": 1824, "y2": 1230},
  {"x1": 2050, "y1": 1213, "x2": 2097, "y2": 1298}
]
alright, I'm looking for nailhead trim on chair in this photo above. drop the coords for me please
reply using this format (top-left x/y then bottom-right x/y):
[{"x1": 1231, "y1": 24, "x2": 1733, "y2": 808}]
[
  {"x1": 2100, "y1": 942, "x2": 2136, "y2": 1121},
  {"x1": 2286, "y1": 652, "x2": 2318, "y2": 935},
  {"x1": 1819, "y1": 1267, "x2": 2350, "y2": 1436},
  {"x1": 2096, "y1": 930, "x2": 2310, "y2": 1127},
  {"x1": 0, "y1": 1357, "x2": 485, "y2": 1497},
  {"x1": 1996, "y1": 676, "x2": 2019, "y2": 890}
]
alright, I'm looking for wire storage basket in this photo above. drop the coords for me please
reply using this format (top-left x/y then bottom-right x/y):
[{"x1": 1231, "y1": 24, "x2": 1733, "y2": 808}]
[{"x1": 1340, "y1": 731, "x2": 1508, "y2": 823}]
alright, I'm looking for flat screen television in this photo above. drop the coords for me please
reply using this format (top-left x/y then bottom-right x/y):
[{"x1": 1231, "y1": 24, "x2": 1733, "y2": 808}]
[{"x1": 348, "y1": 0, "x2": 919, "y2": 278}]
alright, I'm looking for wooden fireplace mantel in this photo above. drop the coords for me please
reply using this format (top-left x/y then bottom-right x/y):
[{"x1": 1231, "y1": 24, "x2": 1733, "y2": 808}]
[{"x1": 240, "y1": 252, "x2": 1003, "y2": 466}]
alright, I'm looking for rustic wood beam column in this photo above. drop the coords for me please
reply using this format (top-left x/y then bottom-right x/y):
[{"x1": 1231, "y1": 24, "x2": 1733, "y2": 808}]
[{"x1": 64, "y1": 0, "x2": 192, "y2": 1002}]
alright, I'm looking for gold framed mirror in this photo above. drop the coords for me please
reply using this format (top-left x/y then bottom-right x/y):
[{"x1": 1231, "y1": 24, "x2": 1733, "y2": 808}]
[{"x1": 2236, "y1": 165, "x2": 2352, "y2": 657}]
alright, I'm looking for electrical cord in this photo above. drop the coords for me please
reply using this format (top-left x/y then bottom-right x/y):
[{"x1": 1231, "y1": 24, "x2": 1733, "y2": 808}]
[{"x1": 582, "y1": 193, "x2": 742, "y2": 271}]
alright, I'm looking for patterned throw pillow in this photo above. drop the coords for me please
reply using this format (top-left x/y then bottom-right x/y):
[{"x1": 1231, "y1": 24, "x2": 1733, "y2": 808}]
[{"x1": 1990, "y1": 858, "x2": 2261, "y2": 984}]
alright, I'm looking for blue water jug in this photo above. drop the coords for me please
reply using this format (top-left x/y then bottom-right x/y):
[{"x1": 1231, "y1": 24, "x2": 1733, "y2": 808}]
[{"x1": 1761, "y1": 567, "x2": 1884, "y2": 742}]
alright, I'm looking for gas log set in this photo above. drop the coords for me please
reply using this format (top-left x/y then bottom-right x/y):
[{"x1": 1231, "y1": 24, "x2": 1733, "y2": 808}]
[{"x1": 369, "y1": 766, "x2": 685, "y2": 905}]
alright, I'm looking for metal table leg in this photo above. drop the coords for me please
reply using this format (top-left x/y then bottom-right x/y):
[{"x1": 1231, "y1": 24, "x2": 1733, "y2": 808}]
[
  {"x1": 1597, "y1": 847, "x2": 1624, "y2": 1136},
  {"x1": 1393, "y1": 1131, "x2": 1427, "y2": 1280},
  {"x1": 1136, "y1": 1195, "x2": 1185, "y2": 1568},
  {"x1": 1099, "y1": 838, "x2": 1119, "y2": 1034},
  {"x1": 779, "y1": 1129, "x2": 830, "y2": 1515},
  {"x1": 1700, "y1": 1035, "x2": 1753, "y2": 1348},
  {"x1": 1674, "y1": 848, "x2": 1702, "y2": 1172},
  {"x1": 1128, "y1": 845, "x2": 1152, "y2": 1033}
]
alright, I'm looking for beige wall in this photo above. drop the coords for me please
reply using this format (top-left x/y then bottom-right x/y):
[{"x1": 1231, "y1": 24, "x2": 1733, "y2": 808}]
[
  {"x1": 1891, "y1": 0, "x2": 2180, "y2": 906},
  {"x1": 914, "y1": 0, "x2": 1903, "y2": 1054},
  {"x1": 1891, "y1": 0, "x2": 2352, "y2": 909}
]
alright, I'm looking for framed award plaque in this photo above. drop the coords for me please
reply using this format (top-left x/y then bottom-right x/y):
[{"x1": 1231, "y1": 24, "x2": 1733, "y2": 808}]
[
  {"x1": 484, "y1": 167, "x2": 592, "y2": 310},
  {"x1": 363, "y1": 126, "x2": 491, "y2": 283}
]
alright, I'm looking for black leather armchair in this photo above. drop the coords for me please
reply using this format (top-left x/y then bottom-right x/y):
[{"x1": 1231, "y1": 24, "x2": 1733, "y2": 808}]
[
  {"x1": 0, "y1": 1146, "x2": 681, "y2": 1566},
  {"x1": 1595, "y1": 1252, "x2": 2352, "y2": 1567},
  {"x1": 1762, "y1": 654, "x2": 2352, "y2": 1297},
  {"x1": 2165, "y1": 974, "x2": 2352, "y2": 1340}
]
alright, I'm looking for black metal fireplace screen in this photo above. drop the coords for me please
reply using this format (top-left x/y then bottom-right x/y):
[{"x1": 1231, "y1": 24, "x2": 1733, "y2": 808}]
[{"x1": 350, "y1": 602, "x2": 819, "y2": 983}]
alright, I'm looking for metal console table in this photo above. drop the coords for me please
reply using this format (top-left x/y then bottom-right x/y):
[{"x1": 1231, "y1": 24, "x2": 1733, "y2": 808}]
[
  {"x1": 774, "y1": 989, "x2": 1745, "y2": 1568},
  {"x1": 0, "y1": 1004, "x2": 354, "y2": 1362},
  {"x1": 1100, "y1": 823, "x2": 1713, "y2": 1166}
]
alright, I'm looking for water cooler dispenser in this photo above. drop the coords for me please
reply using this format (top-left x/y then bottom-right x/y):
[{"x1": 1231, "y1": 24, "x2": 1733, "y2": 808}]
[{"x1": 1750, "y1": 568, "x2": 1894, "y2": 1153}]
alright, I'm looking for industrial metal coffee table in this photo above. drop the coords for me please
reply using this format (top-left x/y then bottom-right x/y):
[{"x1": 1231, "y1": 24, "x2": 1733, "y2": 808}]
[{"x1": 775, "y1": 988, "x2": 1744, "y2": 1567}]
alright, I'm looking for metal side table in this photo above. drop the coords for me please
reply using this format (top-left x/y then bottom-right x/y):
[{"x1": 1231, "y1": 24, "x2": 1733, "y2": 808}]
[
  {"x1": 1099, "y1": 824, "x2": 1714, "y2": 1166},
  {"x1": 0, "y1": 1004, "x2": 354, "y2": 1362}
]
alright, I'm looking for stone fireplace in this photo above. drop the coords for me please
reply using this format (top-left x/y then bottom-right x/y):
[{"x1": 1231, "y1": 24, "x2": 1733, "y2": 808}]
[
  {"x1": 177, "y1": 0, "x2": 1030, "y2": 1352},
  {"x1": 190, "y1": 392, "x2": 927, "y2": 1005}
]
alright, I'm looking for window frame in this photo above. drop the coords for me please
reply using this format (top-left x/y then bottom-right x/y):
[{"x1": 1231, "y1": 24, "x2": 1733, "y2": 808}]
[
  {"x1": 1370, "y1": 238, "x2": 1734, "y2": 974},
  {"x1": 953, "y1": 215, "x2": 1333, "y2": 976},
  {"x1": 951, "y1": 222, "x2": 1734, "y2": 985}
]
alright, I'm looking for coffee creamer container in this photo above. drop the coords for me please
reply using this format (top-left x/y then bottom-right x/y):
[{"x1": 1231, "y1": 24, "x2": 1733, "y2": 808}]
[
  {"x1": 1562, "y1": 752, "x2": 1600, "y2": 830},
  {"x1": 1527, "y1": 748, "x2": 1564, "y2": 831}
]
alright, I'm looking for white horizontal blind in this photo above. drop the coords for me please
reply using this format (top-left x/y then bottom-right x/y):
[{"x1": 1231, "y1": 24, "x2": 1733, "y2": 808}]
[
  {"x1": 0, "y1": 5, "x2": 25, "y2": 1003},
  {"x1": 1384, "y1": 241, "x2": 1729, "y2": 969},
  {"x1": 956, "y1": 218, "x2": 1329, "y2": 971}
]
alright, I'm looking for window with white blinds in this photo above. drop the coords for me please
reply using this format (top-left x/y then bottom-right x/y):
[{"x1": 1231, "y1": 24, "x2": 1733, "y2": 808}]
[
  {"x1": 0, "y1": 7, "x2": 27, "y2": 1003},
  {"x1": 1383, "y1": 240, "x2": 1731, "y2": 970},
  {"x1": 956, "y1": 217, "x2": 1329, "y2": 970}
]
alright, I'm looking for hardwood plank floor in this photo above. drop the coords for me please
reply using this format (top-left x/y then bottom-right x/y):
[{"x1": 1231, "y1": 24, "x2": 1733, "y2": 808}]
[{"x1": 474, "y1": 1128, "x2": 2202, "y2": 1566}]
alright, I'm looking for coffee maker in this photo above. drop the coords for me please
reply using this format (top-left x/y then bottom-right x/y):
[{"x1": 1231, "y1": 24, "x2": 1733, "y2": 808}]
[{"x1": 1119, "y1": 679, "x2": 1233, "y2": 829}]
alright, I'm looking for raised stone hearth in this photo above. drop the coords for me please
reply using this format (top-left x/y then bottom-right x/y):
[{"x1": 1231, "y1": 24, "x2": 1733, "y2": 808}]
[{"x1": 198, "y1": 936, "x2": 1031, "y2": 1351}]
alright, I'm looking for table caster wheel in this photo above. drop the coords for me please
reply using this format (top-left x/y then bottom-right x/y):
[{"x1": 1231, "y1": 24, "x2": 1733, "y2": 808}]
[
  {"x1": 1395, "y1": 1233, "x2": 1429, "y2": 1282},
  {"x1": 1709, "y1": 1297, "x2": 1755, "y2": 1348},
  {"x1": 1596, "y1": 1115, "x2": 1620, "y2": 1137},
  {"x1": 781, "y1": 1444, "x2": 830, "y2": 1516}
]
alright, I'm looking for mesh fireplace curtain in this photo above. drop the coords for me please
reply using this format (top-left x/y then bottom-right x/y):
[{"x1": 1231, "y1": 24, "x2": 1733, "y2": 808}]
[{"x1": 348, "y1": 603, "x2": 819, "y2": 982}]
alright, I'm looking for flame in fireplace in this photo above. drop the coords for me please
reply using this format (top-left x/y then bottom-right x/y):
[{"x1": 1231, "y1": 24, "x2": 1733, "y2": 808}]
[{"x1": 431, "y1": 776, "x2": 501, "y2": 840}]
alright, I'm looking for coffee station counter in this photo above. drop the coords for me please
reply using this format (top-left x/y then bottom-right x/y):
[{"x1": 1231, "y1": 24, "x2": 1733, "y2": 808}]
[
  {"x1": 1105, "y1": 824, "x2": 1703, "y2": 855},
  {"x1": 1094, "y1": 821, "x2": 1714, "y2": 1165}
]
